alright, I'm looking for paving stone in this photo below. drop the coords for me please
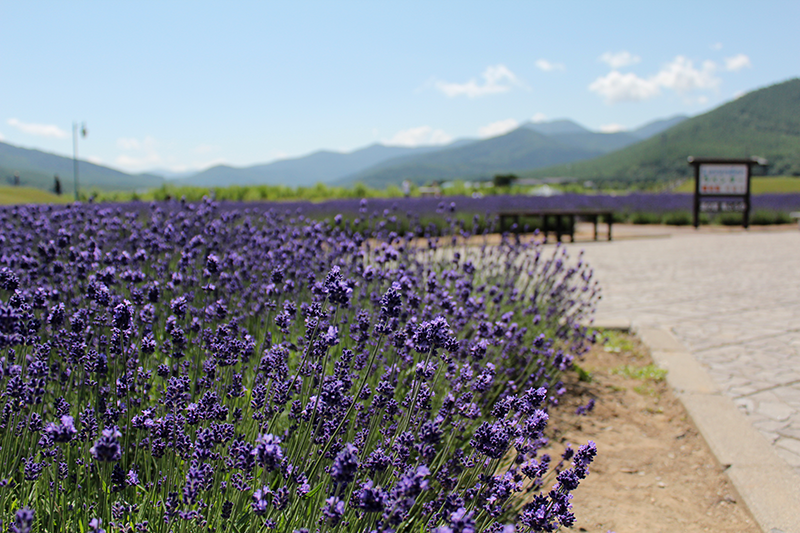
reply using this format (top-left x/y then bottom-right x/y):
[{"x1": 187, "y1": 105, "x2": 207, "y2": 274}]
[
  {"x1": 776, "y1": 437, "x2": 800, "y2": 457},
  {"x1": 581, "y1": 229, "x2": 800, "y2": 476},
  {"x1": 757, "y1": 402, "x2": 794, "y2": 422},
  {"x1": 778, "y1": 427, "x2": 800, "y2": 440},
  {"x1": 773, "y1": 386, "x2": 800, "y2": 407},
  {"x1": 757, "y1": 430, "x2": 781, "y2": 444},
  {"x1": 774, "y1": 447, "x2": 800, "y2": 469},
  {"x1": 753, "y1": 419, "x2": 791, "y2": 433}
]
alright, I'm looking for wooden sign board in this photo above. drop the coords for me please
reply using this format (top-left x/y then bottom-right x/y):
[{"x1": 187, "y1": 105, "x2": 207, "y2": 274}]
[{"x1": 688, "y1": 157, "x2": 767, "y2": 228}]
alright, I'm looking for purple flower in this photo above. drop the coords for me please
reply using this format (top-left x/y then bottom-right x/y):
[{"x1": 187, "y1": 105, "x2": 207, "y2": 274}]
[
  {"x1": 471, "y1": 421, "x2": 512, "y2": 459},
  {"x1": 521, "y1": 455, "x2": 550, "y2": 480},
  {"x1": 0, "y1": 268, "x2": 20, "y2": 291},
  {"x1": 183, "y1": 466, "x2": 203, "y2": 504},
  {"x1": 90, "y1": 428, "x2": 122, "y2": 462},
  {"x1": 206, "y1": 253, "x2": 220, "y2": 274},
  {"x1": 354, "y1": 480, "x2": 386, "y2": 513},
  {"x1": 112, "y1": 300, "x2": 133, "y2": 329},
  {"x1": 412, "y1": 316, "x2": 457, "y2": 353},
  {"x1": 251, "y1": 488, "x2": 270, "y2": 516},
  {"x1": 88, "y1": 518, "x2": 106, "y2": 533},
  {"x1": 331, "y1": 443, "x2": 359, "y2": 485},
  {"x1": 324, "y1": 266, "x2": 353, "y2": 307},
  {"x1": 322, "y1": 496, "x2": 345, "y2": 526},
  {"x1": 556, "y1": 468, "x2": 581, "y2": 491},
  {"x1": 44, "y1": 415, "x2": 77, "y2": 443},
  {"x1": 522, "y1": 410, "x2": 549, "y2": 440},
  {"x1": 11, "y1": 508, "x2": 35, "y2": 533},
  {"x1": 447, "y1": 508, "x2": 475, "y2": 533},
  {"x1": 575, "y1": 398, "x2": 595, "y2": 416},
  {"x1": 573, "y1": 440, "x2": 597, "y2": 479},
  {"x1": 251, "y1": 434, "x2": 283, "y2": 471},
  {"x1": 380, "y1": 282, "x2": 403, "y2": 318}
]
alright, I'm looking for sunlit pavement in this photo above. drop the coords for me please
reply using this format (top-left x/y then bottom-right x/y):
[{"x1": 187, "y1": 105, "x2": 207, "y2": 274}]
[{"x1": 575, "y1": 225, "x2": 800, "y2": 473}]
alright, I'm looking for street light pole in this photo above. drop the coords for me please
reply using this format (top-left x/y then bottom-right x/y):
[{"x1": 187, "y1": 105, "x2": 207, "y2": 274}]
[{"x1": 72, "y1": 121, "x2": 87, "y2": 201}]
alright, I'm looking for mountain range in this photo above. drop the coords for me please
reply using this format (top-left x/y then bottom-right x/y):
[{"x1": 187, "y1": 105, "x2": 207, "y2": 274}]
[
  {"x1": 179, "y1": 115, "x2": 686, "y2": 188},
  {"x1": 2, "y1": 77, "x2": 797, "y2": 194},
  {"x1": 0, "y1": 115, "x2": 685, "y2": 194},
  {"x1": 333, "y1": 117, "x2": 691, "y2": 188},
  {"x1": 521, "y1": 78, "x2": 800, "y2": 183},
  {"x1": 0, "y1": 142, "x2": 163, "y2": 196}
]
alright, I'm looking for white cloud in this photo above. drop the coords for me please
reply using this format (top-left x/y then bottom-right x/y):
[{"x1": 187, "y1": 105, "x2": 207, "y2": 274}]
[
  {"x1": 383, "y1": 125, "x2": 453, "y2": 147},
  {"x1": 724, "y1": 54, "x2": 751, "y2": 72},
  {"x1": 653, "y1": 56, "x2": 719, "y2": 93},
  {"x1": 116, "y1": 153, "x2": 162, "y2": 169},
  {"x1": 531, "y1": 112, "x2": 548, "y2": 123},
  {"x1": 733, "y1": 89, "x2": 746, "y2": 99},
  {"x1": 599, "y1": 123, "x2": 628, "y2": 133},
  {"x1": 711, "y1": 42, "x2": 723, "y2": 50},
  {"x1": 0, "y1": 132, "x2": 4, "y2": 141},
  {"x1": 114, "y1": 136, "x2": 162, "y2": 170},
  {"x1": 478, "y1": 118, "x2": 519, "y2": 138},
  {"x1": 535, "y1": 59, "x2": 565, "y2": 72},
  {"x1": 588, "y1": 71, "x2": 661, "y2": 103},
  {"x1": 599, "y1": 51, "x2": 641, "y2": 69},
  {"x1": 7, "y1": 118, "x2": 68, "y2": 139},
  {"x1": 661, "y1": 60, "x2": 715, "y2": 93},
  {"x1": 589, "y1": 55, "x2": 721, "y2": 103},
  {"x1": 117, "y1": 137, "x2": 140, "y2": 150},
  {"x1": 435, "y1": 64, "x2": 525, "y2": 98},
  {"x1": 86, "y1": 155, "x2": 103, "y2": 165}
]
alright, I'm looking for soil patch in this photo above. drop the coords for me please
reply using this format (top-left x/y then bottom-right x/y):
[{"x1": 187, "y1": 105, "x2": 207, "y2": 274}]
[{"x1": 548, "y1": 332, "x2": 760, "y2": 533}]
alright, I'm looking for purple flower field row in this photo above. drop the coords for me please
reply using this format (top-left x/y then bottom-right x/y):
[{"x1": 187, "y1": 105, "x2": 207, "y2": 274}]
[
  {"x1": 167, "y1": 193, "x2": 800, "y2": 218},
  {"x1": 0, "y1": 199, "x2": 599, "y2": 532}
]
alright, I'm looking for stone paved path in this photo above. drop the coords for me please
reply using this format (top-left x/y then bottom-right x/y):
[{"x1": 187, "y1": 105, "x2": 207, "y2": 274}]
[{"x1": 576, "y1": 227, "x2": 800, "y2": 473}]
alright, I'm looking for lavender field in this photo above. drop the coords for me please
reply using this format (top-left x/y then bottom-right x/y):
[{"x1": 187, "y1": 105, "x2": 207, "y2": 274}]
[
  {"x1": 181, "y1": 193, "x2": 800, "y2": 219},
  {"x1": 23, "y1": 192, "x2": 800, "y2": 231},
  {"x1": 0, "y1": 199, "x2": 600, "y2": 532}
]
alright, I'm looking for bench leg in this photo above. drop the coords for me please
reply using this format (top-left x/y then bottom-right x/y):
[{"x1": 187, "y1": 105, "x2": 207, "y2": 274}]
[
  {"x1": 570, "y1": 214, "x2": 575, "y2": 242},
  {"x1": 556, "y1": 215, "x2": 562, "y2": 242}
]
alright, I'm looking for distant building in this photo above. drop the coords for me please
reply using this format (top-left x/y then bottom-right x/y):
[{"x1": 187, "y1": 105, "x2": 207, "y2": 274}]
[
  {"x1": 517, "y1": 177, "x2": 575, "y2": 186},
  {"x1": 418, "y1": 186, "x2": 441, "y2": 198},
  {"x1": 527, "y1": 184, "x2": 563, "y2": 197}
]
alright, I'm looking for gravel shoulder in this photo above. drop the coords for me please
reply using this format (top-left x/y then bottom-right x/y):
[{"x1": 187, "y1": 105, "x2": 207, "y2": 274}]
[{"x1": 547, "y1": 333, "x2": 760, "y2": 533}]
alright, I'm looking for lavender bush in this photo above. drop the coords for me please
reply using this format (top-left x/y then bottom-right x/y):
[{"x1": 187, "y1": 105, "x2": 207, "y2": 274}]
[{"x1": 0, "y1": 198, "x2": 599, "y2": 532}]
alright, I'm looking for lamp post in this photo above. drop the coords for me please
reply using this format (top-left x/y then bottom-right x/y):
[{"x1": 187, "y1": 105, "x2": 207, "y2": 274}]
[{"x1": 72, "y1": 121, "x2": 87, "y2": 201}]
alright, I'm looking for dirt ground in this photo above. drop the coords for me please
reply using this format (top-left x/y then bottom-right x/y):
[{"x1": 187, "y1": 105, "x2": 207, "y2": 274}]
[{"x1": 546, "y1": 332, "x2": 760, "y2": 533}]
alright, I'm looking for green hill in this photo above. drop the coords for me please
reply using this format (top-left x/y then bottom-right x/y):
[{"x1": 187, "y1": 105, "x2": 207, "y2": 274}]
[
  {"x1": 522, "y1": 78, "x2": 800, "y2": 184},
  {"x1": 337, "y1": 128, "x2": 606, "y2": 187},
  {"x1": 181, "y1": 142, "x2": 467, "y2": 188},
  {"x1": 0, "y1": 142, "x2": 164, "y2": 195}
]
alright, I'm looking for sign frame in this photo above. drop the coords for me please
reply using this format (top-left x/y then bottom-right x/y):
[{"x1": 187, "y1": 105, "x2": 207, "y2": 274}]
[{"x1": 688, "y1": 156, "x2": 767, "y2": 229}]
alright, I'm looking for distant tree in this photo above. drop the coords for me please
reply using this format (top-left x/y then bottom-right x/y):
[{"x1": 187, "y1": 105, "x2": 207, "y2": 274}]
[{"x1": 493, "y1": 173, "x2": 518, "y2": 187}]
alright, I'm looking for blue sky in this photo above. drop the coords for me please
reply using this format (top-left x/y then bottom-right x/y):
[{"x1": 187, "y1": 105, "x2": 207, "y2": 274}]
[{"x1": 1, "y1": 1, "x2": 798, "y2": 175}]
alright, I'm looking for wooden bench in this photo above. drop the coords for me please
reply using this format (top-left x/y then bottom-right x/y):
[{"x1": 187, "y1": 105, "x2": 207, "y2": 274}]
[{"x1": 498, "y1": 209, "x2": 614, "y2": 242}]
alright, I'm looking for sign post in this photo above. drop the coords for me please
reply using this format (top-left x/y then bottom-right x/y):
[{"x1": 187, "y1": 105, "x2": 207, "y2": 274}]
[{"x1": 688, "y1": 157, "x2": 767, "y2": 229}]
